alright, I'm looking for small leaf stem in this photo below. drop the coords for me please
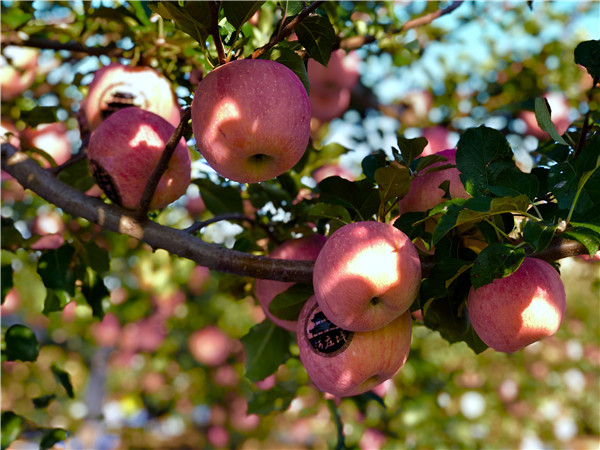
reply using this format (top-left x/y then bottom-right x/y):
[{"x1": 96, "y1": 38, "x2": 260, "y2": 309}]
[{"x1": 209, "y1": 0, "x2": 227, "y2": 65}]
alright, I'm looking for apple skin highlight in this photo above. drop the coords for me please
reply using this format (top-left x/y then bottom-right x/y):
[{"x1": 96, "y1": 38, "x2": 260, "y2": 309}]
[
  {"x1": 467, "y1": 257, "x2": 566, "y2": 353},
  {"x1": 313, "y1": 221, "x2": 421, "y2": 332},
  {"x1": 297, "y1": 296, "x2": 412, "y2": 397},
  {"x1": 191, "y1": 59, "x2": 310, "y2": 183}
]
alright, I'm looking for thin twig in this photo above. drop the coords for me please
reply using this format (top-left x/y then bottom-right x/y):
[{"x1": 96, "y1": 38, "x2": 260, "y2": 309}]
[
  {"x1": 184, "y1": 213, "x2": 255, "y2": 234},
  {"x1": 251, "y1": 1, "x2": 325, "y2": 59},
  {"x1": 209, "y1": 0, "x2": 227, "y2": 65},
  {"x1": 135, "y1": 108, "x2": 191, "y2": 219},
  {"x1": 1, "y1": 35, "x2": 125, "y2": 57}
]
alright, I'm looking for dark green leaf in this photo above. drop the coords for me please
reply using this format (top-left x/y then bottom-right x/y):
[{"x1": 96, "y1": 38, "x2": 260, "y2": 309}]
[
  {"x1": 295, "y1": 15, "x2": 336, "y2": 66},
  {"x1": 194, "y1": 178, "x2": 244, "y2": 215},
  {"x1": 223, "y1": 1, "x2": 264, "y2": 30},
  {"x1": 269, "y1": 283, "x2": 313, "y2": 321},
  {"x1": 57, "y1": 158, "x2": 96, "y2": 192},
  {"x1": 1, "y1": 411, "x2": 23, "y2": 450},
  {"x1": 283, "y1": 1, "x2": 304, "y2": 16},
  {"x1": 523, "y1": 220, "x2": 556, "y2": 252},
  {"x1": 2, "y1": 265, "x2": 13, "y2": 301},
  {"x1": 148, "y1": 1, "x2": 211, "y2": 44},
  {"x1": 374, "y1": 162, "x2": 410, "y2": 204},
  {"x1": 19, "y1": 107, "x2": 58, "y2": 127},
  {"x1": 534, "y1": 97, "x2": 569, "y2": 145},
  {"x1": 37, "y1": 244, "x2": 76, "y2": 295},
  {"x1": 574, "y1": 39, "x2": 600, "y2": 78},
  {"x1": 562, "y1": 226, "x2": 600, "y2": 256},
  {"x1": 261, "y1": 46, "x2": 310, "y2": 94},
  {"x1": 33, "y1": 394, "x2": 56, "y2": 409},
  {"x1": 42, "y1": 289, "x2": 70, "y2": 316},
  {"x1": 247, "y1": 386, "x2": 296, "y2": 415},
  {"x1": 548, "y1": 162, "x2": 578, "y2": 210},
  {"x1": 81, "y1": 268, "x2": 109, "y2": 320},
  {"x1": 51, "y1": 364, "x2": 74, "y2": 398},
  {"x1": 362, "y1": 151, "x2": 388, "y2": 183},
  {"x1": 40, "y1": 428, "x2": 68, "y2": 450},
  {"x1": 4, "y1": 324, "x2": 39, "y2": 362},
  {"x1": 307, "y1": 203, "x2": 351, "y2": 233},
  {"x1": 397, "y1": 135, "x2": 428, "y2": 165},
  {"x1": 81, "y1": 240, "x2": 110, "y2": 275},
  {"x1": 470, "y1": 243, "x2": 526, "y2": 290},
  {"x1": 2, "y1": 217, "x2": 25, "y2": 250},
  {"x1": 411, "y1": 154, "x2": 450, "y2": 174},
  {"x1": 241, "y1": 320, "x2": 292, "y2": 382}
]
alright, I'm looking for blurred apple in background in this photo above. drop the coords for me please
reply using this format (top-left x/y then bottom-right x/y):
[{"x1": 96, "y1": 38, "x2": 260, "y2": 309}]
[
  {"x1": 120, "y1": 314, "x2": 167, "y2": 353},
  {"x1": 1, "y1": 46, "x2": 39, "y2": 100},
  {"x1": 297, "y1": 296, "x2": 412, "y2": 397},
  {"x1": 82, "y1": 63, "x2": 181, "y2": 130},
  {"x1": 152, "y1": 289, "x2": 186, "y2": 319},
  {"x1": 1, "y1": 288, "x2": 21, "y2": 316},
  {"x1": 308, "y1": 49, "x2": 361, "y2": 123},
  {"x1": 21, "y1": 123, "x2": 72, "y2": 168},
  {"x1": 421, "y1": 126, "x2": 453, "y2": 156},
  {"x1": 519, "y1": 91, "x2": 571, "y2": 140},
  {"x1": 312, "y1": 164, "x2": 355, "y2": 184},
  {"x1": 187, "y1": 265, "x2": 211, "y2": 296},
  {"x1": 255, "y1": 234, "x2": 326, "y2": 331},
  {"x1": 185, "y1": 194, "x2": 206, "y2": 217},
  {"x1": 30, "y1": 209, "x2": 66, "y2": 250},
  {"x1": 188, "y1": 325, "x2": 232, "y2": 366},
  {"x1": 90, "y1": 312, "x2": 122, "y2": 347}
]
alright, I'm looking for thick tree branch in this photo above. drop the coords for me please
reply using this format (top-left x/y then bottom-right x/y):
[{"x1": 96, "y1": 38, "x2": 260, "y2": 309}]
[
  {"x1": 136, "y1": 108, "x2": 192, "y2": 219},
  {"x1": 1, "y1": 144, "x2": 591, "y2": 286},
  {"x1": 1, "y1": 143, "x2": 314, "y2": 284},
  {"x1": 251, "y1": 1, "x2": 325, "y2": 59}
]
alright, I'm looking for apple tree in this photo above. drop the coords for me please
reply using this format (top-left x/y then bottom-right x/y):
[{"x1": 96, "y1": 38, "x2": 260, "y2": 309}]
[{"x1": 1, "y1": 1, "x2": 599, "y2": 448}]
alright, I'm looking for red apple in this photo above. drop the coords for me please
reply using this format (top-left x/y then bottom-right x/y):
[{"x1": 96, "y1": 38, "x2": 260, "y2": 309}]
[
  {"x1": 519, "y1": 92, "x2": 571, "y2": 140},
  {"x1": 21, "y1": 123, "x2": 72, "y2": 168},
  {"x1": 421, "y1": 126, "x2": 452, "y2": 156},
  {"x1": 467, "y1": 257, "x2": 566, "y2": 353},
  {"x1": 185, "y1": 194, "x2": 206, "y2": 217},
  {"x1": 82, "y1": 63, "x2": 181, "y2": 130},
  {"x1": 90, "y1": 312, "x2": 122, "y2": 347},
  {"x1": 191, "y1": 59, "x2": 310, "y2": 183},
  {"x1": 297, "y1": 296, "x2": 412, "y2": 397},
  {"x1": 255, "y1": 234, "x2": 326, "y2": 331},
  {"x1": 313, "y1": 221, "x2": 421, "y2": 332},
  {"x1": 87, "y1": 107, "x2": 191, "y2": 210},
  {"x1": 1, "y1": 46, "x2": 39, "y2": 100},
  {"x1": 398, "y1": 148, "x2": 469, "y2": 215},
  {"x1": 309, "y1": 86, "x2": 351, "y2": 122},
  {"x1": 312, "y1": 164, "x2": 355, "y2": 184},
  {"x1": 187, "y1": 265, "x2": 211, "y2": 296},
  {"x1": 188, "y1": 325, "x2": 232, "y2": 366}
]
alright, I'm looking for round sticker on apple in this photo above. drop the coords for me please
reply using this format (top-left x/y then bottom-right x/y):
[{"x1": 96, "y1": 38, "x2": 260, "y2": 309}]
[{"x1": 304, "y1": 303, "x2": 354, "y2": 357}]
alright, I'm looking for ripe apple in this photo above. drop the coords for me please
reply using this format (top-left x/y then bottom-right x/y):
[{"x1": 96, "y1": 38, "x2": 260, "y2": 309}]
[
  {"x1": 308, "y1": 86, "x2": 351, "y2": 123},
  {"x1": 188, "y1": 325, "x2": 232, "y2": 366},
  {"x1": 255, "y1": 234, "x2": 327, "y2": 331},
  {"x1": 90, "y1": 312, "x2": 122, "y2": 347},
  {"x1": 185, "y1": 194, "x2": 206, "y2": 217},
  {"x1": 82, "y1": 63, "x2": 181, "y2": 130},
  {"x1": 421, "y1": 126, "x2": 452, "y2": 156},
  {"x1": 21, "y1": 123, "x2": 72, "y2": 168},
  {"x1": 87, "y1": 107, "x2": 191, "y2": 210},
  {"x1": 1, "y1": 46, "x2": 39, "y2": 100},
  {"x1": 190, "y1": 59, "x2": 310, "y2": 183},
  {"x1": 187, "y1": 265, "x2": 211, "y2": 296},
  {"x1": 398, "y1": 148, "x2": 469, "y2": 215},
  {"x1": 297, "y1": 296, "x2": 412, "y2": 397},
  {"x1": 313, "y1": 221, "x2": 421, "y2": 332},
  {"x1": 467, "y1": 257, "x2": 566, "y2": 353},
  {"x1": 519, "y1": 92, "x2": 571, "y2": 140}
]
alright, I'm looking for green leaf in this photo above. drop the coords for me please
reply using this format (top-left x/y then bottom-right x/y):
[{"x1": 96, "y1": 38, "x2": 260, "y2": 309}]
[
  {"x1": 534, "y1": 97, "x2": 569, "y2": 145},
  {"x1": 374, "y1": 162, "x2": 411, "y2": 204},
  {"x1": 51, "y1": 364, "x2": 74, "y2": 398},
  {"x1": 269, "y1": 283, "x2": 313, "y2": 321},
  {"x1": 2, "y1": 218, "x2": 25, "y2": 250},
  {"x1": 37, "y1": 244, "x2": 76, "y2": 295},
  {"x1": 241, "y1": 320, "x2": 292, "y2": 382},
  {"x1": 548, "y1": 162, "x2": 578, "y2": 210},
  {"x1": 57, "y1": 158, "x2": 96, "y2": 192},
  {"x1": 194, "y1": 178, "x2": 244, "y2": 215},
  {"x1": 261, "y1": 45, "x2": 310, "y2": 94},
  {"x1": 307, "y1": 203, "x2": 351, "y2": 233},
  {"x1": 361, "y1": 150, "x2": 388, "y2": 183},
  {"x1": 295, "y1": 15, "x2": 336, "y2": 66},
  {"x1": 4, "y1": 324, "x2": 39, "y2": 362},
  {"x1": 13, "y1": 262, "x2": 46, "y2": 312},
  {"x1": 247, "y1": 386, "x2": 296, "y2": 415},
  {"x1": 562, "y1": 226, "x2": 600, "y2": 256},
  {"x1": 397, "y1": 135, "x2": 428, "y2": 165},
  {"x1": 81, "y1": 240, "x2": 111, "y2": 276},
  {"x1": 81, "y1": 268, "x2": 109, "y2": 320},
  {"x1": 42, "y1": 289, "x2": 70, "y2": 316},
  {"x1": 574, "y1": 39, "x2": 600, "y2": 79},
  {"x1": 470, "y1": 243, "x2": 526, "y2": 290},
  {"x1": 523, "y1": 220, "x2": 557, "y2": 252},
  {"x1": 148, "y1": 1, "x2": 211, "y2": 45},
  {"x1": 1, "y1": 411, "x2": 23, "y2": 450},
  {"x1": 411, "y1": 154, "x2": 450, "y2": 174},
  {"x1": 1, "y1": 7, "x2": 33, "y2": 28},
  {"x1": 222, "y1": 1, "x2": 264, "y2": 30},
  {"x1": 33, "y1": 394, "x2": 56, "y2": 409},
  {"x1": 40, "y1": 428, "x2": 68, "y2": 450}
]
